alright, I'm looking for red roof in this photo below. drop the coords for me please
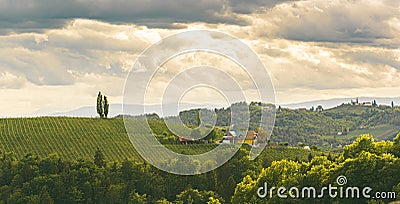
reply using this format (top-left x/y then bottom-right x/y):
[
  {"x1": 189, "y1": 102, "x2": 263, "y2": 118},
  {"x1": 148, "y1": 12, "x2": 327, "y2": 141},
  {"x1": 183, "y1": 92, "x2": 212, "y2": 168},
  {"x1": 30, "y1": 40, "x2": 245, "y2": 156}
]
[{"x1": 245, "y1": 131, "x2": 257, "y2": 140}]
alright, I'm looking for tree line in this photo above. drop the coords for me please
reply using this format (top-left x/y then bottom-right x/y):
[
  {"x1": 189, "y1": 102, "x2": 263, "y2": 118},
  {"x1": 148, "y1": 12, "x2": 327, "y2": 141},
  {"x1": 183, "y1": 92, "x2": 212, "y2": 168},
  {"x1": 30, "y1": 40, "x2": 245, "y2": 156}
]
[
  {"x1": 0, "y1": 134, "x2": 398, "y2": 203},
  {"x1": 0, "y1": 146, "x2": 257, "y2": 203}
]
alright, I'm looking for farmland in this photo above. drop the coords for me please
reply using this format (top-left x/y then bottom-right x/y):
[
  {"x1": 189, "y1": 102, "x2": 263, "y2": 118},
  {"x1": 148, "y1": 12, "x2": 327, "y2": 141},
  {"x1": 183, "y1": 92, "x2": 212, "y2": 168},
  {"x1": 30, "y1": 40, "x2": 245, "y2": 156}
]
[
  {"x1": 0, "y1": 117, "x2": 137, "y2": 161},
  {"x1": 0, "y1": 116, "x2": 398, "y2": 203},
  {"x1": 0, "y1": 117, "x2": 316, "y2": 162}
]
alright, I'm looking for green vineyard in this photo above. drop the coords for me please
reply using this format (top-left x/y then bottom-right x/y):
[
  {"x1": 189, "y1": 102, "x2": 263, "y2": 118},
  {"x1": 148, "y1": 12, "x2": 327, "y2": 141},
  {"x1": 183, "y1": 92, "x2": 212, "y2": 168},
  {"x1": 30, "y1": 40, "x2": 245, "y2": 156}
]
[
  {"x1": 0, "y1": 117, "x2": 138, "y2": 161},
  {"x1": 0, "y1": 117, "x2": 316, "y2": 162}
]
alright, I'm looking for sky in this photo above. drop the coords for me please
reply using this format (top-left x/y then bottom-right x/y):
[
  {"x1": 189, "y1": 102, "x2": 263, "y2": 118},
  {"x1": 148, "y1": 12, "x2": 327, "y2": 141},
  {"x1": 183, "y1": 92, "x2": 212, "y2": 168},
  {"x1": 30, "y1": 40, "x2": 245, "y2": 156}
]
[{"x1": 0, "y1": 0, "x2": 400, "y2": 116}]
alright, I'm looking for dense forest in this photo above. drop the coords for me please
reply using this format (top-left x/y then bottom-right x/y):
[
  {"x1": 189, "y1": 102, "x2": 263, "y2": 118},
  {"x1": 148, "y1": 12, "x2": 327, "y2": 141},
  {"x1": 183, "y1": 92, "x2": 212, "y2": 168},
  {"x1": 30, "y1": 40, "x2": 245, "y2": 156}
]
[
  {"x1": 0, "y1": 134, "x2": 398, "y2": 203},
  {"x1": 0, "y1": 144, "x2": 315, "y2": 204},
  {"x1": 232, "y1": 134, "x2": 400, "y2": 203}
]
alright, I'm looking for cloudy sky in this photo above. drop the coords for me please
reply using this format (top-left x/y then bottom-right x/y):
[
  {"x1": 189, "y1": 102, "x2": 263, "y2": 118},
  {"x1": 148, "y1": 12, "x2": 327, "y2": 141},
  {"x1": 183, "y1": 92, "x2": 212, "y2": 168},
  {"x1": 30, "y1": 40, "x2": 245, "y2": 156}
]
[{"x1": 0, "y1": 0, "x2": 400, "y2": 116}]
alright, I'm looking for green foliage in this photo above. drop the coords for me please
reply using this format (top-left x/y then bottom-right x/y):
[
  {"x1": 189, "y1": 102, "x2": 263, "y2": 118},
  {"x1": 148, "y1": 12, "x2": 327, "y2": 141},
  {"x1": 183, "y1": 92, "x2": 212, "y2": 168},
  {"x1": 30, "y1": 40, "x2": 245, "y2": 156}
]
[
  {"x1": 177, "y1": 102, "x2": 395, "y2": 148},
  {"x1": 2, "y1": 143, "x2": 307, "y2": 203},
  {"x1": 232, "y1": 134, "x2": 400, "y2": 204},
  {"x1": 177, "y1": 102, "x2": 400, "y2": 148},
  {"x1": 279, "y1": 142, "x2": 289, "y2": 146},
  {"x1": 342, "y1": 134, "x2": 393, "y2": 158},
  {"x1": 393, "y1": 133, "x2": 400, "y2": 157},
  {"x1": 208, "y1": 196, "x2": 222, "y2": 204},
  {"x1": 367, "y1": 108, "x2": 400, "y2": 126},
  {"x1": 96, "y1": 91, "x2": 104, "y2": 118},
  {"x1": 94, "y1": 148, "x2": 106, "y2": 168},
  {"x1": 104, "y1": 96, "x2": 109, "y2": 118},
  {"x1": 175, "y1": 188, "x2": 204, "y2": 204},
  {"x1": 3, "y1": 101, "x2": 400, "y2": 158},
  {"x1": 40, "y1": 188, "x2": 54, "y2": 204},
  {"x1": 128, "y1": 191, "x2": 147, "y2": 204},
  {"x1": 392, "y1": 182, "x2": 400, "y2": 201},
  {"x1": 2, "y1": 123, "x2": 398, "y2": 204},
  {"x1": 1, "y1": 109, "x2": 400, "y2": 203},
  {"x1": 96, "y1": 92, "x2": 109, "y2": 118},
  {"x1": 175, "y1": 188, "x2": 224, "y2": 204},
  {"x1": 231, "y1": 175, "x2": 256, "y2": 204}
]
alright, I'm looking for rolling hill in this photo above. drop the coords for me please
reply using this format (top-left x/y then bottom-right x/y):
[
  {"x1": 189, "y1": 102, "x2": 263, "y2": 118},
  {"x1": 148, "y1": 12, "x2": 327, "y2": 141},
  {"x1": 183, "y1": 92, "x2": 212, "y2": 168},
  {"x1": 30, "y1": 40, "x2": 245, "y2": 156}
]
[
  {"x1": 0, "y1": 117, "x2": 317, "y2": 162},
  {"x1": 1, "y1": 101, "x2": 399, "y2": 161}
]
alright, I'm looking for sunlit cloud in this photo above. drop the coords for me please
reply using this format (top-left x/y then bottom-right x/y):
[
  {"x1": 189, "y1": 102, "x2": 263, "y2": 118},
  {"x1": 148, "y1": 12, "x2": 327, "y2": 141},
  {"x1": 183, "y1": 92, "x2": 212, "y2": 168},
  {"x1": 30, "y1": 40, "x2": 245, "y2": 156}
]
[{"x1": 0, "y1": 0, "x2": 399, "y2": 116}]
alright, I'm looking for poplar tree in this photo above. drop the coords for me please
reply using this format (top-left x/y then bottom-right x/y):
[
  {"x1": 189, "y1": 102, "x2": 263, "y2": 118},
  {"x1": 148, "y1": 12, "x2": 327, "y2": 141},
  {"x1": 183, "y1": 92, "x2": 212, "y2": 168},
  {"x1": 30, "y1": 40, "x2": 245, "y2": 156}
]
[
  {"x1": 104, "y1": 96, "x2": 109, "y2": 118},
  {"x1": 97, "y1": 92, "x2": 104, "y2": 118}
]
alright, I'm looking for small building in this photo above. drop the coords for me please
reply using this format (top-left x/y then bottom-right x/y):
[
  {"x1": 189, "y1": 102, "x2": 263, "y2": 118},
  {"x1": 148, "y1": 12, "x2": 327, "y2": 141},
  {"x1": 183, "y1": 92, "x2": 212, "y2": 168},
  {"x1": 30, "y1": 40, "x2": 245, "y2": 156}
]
[
  {"x1": 221, "y1": 131, "x2": 238, "y2": 144},
  {"x1": 263, "y1": 106, "x2": 273, "y2": 110},
  {"x1": 227, "y1": 131, "x2": 238, "y2": 137},
  {"x1": 243, "y1": 131, "x2": 257, "y2": 145},
  {"x1": 351, "y1": 98, "x2": 360, "y2": 106},
  {"x1": 362, "y1": 102, "x2": 372, "y2": 106},
  {"x1": 178, "y1": 137, "x2": 195, "y2": 144},
  {"x1": 223, "y1": 130, "x2": 257, "y2": 145},
  {"x1": 221, "y1": 136, "x2": 234, "y2": 144}
]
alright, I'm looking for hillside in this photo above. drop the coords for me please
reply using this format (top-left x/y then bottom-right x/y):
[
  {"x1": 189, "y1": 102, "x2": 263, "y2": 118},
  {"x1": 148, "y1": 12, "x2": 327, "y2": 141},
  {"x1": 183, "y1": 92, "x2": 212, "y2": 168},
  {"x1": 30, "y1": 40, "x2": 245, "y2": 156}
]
[
  {"x1": 178, "y1": 102, "x2": 400, "y2": 148},
  {"x1": 0, "y1": 117, "x2": 317, "y2": 162},
  {"x1": 1, "y1": 102, "x2": 399, "y2": 160},
  {"x1": 0, "y1": 117, "x2": 138, "y2": 161}
]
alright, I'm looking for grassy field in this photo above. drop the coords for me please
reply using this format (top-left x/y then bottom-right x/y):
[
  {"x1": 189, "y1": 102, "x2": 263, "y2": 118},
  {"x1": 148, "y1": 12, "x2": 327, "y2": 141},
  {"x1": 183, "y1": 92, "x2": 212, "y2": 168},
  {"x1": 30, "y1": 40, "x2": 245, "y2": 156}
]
[
  {"x1": 321, "y1": 124, "x2": 400, "y2": 142},
  {"x1": 345, "y1": 124, "x2": 400, "y2": 140},
  {"x1": 0, "y1": 117, "x2": 317, "y2": 162}
]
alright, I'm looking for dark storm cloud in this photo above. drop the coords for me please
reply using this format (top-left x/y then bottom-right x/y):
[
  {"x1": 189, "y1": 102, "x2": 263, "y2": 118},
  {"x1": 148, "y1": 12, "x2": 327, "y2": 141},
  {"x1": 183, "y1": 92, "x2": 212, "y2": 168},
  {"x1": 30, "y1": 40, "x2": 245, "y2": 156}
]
[
  {"x1": 260, "y1": 0, "x2": 400, "y2": 44},
  {"x1": 0, "y1": 0, "x2": 227, "y2": 32},
  {"x1": 229, "y1": 0, "x2": 296, "y2": 14},
  {"x1": 0, "y1": 0, "x2": 296, "y2": 33}
]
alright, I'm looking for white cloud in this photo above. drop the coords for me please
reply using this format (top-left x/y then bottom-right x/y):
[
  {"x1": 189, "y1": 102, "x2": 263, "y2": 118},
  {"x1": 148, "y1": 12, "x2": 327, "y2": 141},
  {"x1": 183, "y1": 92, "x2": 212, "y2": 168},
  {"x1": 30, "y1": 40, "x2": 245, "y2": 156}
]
[
  {"x1": 0, "y1": 72, "x2": 25, "y2": 89},
  {"x1": 248, "y1": 0, "x2": 400, "y2": 44},
  {"x1": 1, "y1": 0, "x2": 400, "y2": 116}
]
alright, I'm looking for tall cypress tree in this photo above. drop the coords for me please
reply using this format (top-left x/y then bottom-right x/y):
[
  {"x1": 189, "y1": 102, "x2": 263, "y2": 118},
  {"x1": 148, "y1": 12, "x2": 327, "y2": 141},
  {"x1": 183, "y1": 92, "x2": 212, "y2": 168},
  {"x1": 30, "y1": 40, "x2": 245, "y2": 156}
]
[
  {"x1": 97, "y1": 92, "x2": 104, "y2": 118},
  {"x1": 104, "y1": 96, "x2": 109, "y2": 118}
]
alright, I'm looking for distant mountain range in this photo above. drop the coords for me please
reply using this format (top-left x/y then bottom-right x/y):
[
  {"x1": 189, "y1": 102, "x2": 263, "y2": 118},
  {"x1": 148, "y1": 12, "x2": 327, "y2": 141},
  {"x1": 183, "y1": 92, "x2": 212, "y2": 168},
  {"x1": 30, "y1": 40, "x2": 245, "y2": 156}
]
[
  {"x1": 281, "y1": 97, "x2": 400, "y2": 110},
  {"x1": 38, "y1": 97, "x2": 400, "y2": 117},
  {"x1": 47, "y1": 103, "x2": 224, "y2": 118}
]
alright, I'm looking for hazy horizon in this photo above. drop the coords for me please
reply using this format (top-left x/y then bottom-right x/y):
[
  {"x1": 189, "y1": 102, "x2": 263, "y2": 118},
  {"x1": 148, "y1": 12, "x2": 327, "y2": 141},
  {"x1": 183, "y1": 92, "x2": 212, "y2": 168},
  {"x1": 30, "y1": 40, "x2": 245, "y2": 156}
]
[{"x1": 2, "y1": 95, "x2": 399, "y2": 118}]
